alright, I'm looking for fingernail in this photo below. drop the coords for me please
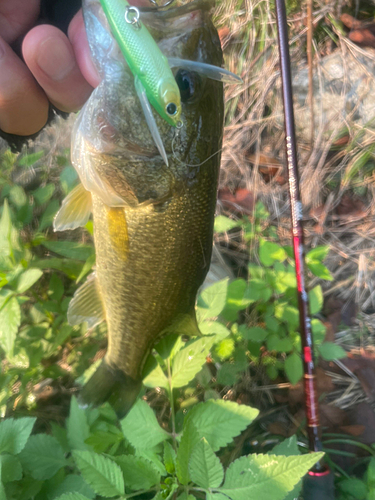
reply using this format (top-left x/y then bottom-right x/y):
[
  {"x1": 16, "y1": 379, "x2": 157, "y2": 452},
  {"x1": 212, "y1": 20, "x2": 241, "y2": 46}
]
[{"x1": 37, "y1": 37, "x2": 75, "y2": 81}]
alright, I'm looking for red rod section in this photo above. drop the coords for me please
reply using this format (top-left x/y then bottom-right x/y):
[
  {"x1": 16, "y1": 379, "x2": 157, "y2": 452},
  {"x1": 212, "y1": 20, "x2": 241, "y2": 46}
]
[{"x1": 274, "y1": 0, "x2": 324, "y2": 464}]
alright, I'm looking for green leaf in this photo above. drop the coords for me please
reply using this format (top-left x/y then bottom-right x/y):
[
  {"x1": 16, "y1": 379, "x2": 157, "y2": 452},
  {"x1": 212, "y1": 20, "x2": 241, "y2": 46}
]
[
  {"x1": 19, "y1": 434, "x2": 67, "y2": 480},
  {"x1": 44, "y1": 474, "x2": 95, "y2": 499},
  {"x1": 221, "y1": 452, "x2": 324, "y2": 500},
  {"x1": 206, "y1": 494, "x2": 229, "y2": 500},
  {"x1": 112, "y1": 455, "x2": 161, "y2": 490},
  {"x1": 60, "y1": 166, "x2": 78, "y2": 195},
  {"x1": 76, "y1": 254, "x2": 96, "y2": 284},
  {"x1": 18, "y1": 150, "x2": 44, "y2": 167},
  {"x1": 318, "y1": 342, "x2": 347, "y2": 361},
  {"x1": 0, "y1": 417, "x2": 35, "y2": 454},
  {"x1": 338, "y1": 478, "x2": 367, "y2": 499},
  {"x1": 214, "y1": 215, "x2": 241, "y2": 233},
  {"x1": 171, "y1": 336, "x2": 216, "y2": 388},
  {"x1": 120, "y1": 399, "x2": 169, "y2": 449},
  {"x1": 33, "y1": 184, "x2": 55, "y2": 205},
  {"x1": 307, "y1": 262, "x2": 333, "y2": 281},
  {"x1": 217, "y1": 363, "x2": 242, "y2": 386},
  {"x1": 284, "y1": 352, "x2": 303, "y2": 385},
  {"x1": 3, "y1": 475, "x2": 42, "y2": 500},
  {"x1": 245, "y1": 279, "x2": 272, "y2": 303},
  {"x1": 259, "y1": 239, "x2": 287, "y2": 267},
  {"x1": 39, "y1": 199, "x2": 60, "y2": 230},
  {"x1": 197, "y1": 279, "x2": 229, "y2": 320},
  {"x1": 271, "y1": 436, "x2": 302, "y2": 500},
  {"x1": 176, "y1": 420, "x2": 200, "y2": 485},
  {"x1": 0, "y1": 199, "x2": 11, "y2": 257},
  {"x1": 67, "y1": 396, "x2": 90, "y2": 451},
  {"x1": 143, "y1": 362, "x2": 168, "y2": 390},
  {"x1": 0, "y1": 297, "x2": 21, "y2": 355},
  {"x1": 73, "y1": 450, "x2": 125, "y2": 498},
  {"x1": 215, "y1": 338, "x2": 235, "y2": 360},
  {"x1": 54, "y1": 494, "x2": 92, "y2": 500},
  {"x1": 185, "y1": 400, "x2": 259, "y2": 452},
  {"x1": 189, "y1": 438, "x2": 224, "y2": 488},
  {"x1": 32, "y1": 258, "x2": 84, "y2": 280},
  {"x1": 0, "y1": 482, "x2": 5, "y2": 500},
  {"x1": 49, "y1": 274, "x2": 64, "y2": 301},
  {"x1": 239, "y1": 326, "x2": 268, "y2": 342},
  {"x1": 42, "y1": 241, "x2": 94, "y2": 261},
  {"x1": 367, "y1": 457, "x2": 375, "y2": 489},
  {"x1": 311, "y1": 319, "x2": 326, "y2": 346},
  {"x1": 306, "y1": 246, "x2": 330, "y2": 262},
  {"x1": 164, "y1": 442, "x2": 176, "y2": 474},
  {"x1": 9, "y1": 185, "x2": 27, "y2": 208},
  {"x1": 0, "y1": 454, "x2": 22, "y2": 483},
  {"x1": 266, "y1": 335, "x2": 293, "y2": 353},
  {"x1": 308, "y1": 285, "x2": 323, "y2": 315},
  {"x1": 198, "y1": 322, "x2": 230, "y2": 339},
  {"x1": 16, "y1": 268, "x2": 43, "y2": 293},
  {"x1": 271, "y1": 436, "x2": 299, "y2": 457},
  {"x1": 274, "y1": 303, "x2": 299, "y2": 329},
  {"x1": 221, "y1": 279, "x2": 254, "y2": 321}
]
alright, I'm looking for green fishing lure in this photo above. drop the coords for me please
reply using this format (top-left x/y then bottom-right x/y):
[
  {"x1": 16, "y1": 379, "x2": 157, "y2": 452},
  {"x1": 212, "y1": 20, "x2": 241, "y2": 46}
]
[{"x1": 99, "y1": 0, "x2": 241, "y2": 165}]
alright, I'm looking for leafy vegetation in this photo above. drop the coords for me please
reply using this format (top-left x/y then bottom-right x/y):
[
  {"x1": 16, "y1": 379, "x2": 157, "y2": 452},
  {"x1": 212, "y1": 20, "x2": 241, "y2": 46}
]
[{"x1": 0, "y1": 148, "x2": 330, "y2": 499}]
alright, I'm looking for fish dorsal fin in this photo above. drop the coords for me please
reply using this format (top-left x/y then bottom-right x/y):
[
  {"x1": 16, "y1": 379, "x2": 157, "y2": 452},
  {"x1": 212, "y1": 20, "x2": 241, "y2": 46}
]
[
  {"x1": 68, "y1": 273, "x2": 105, "y2": 329},
  {"x1": 54, "y1": 183, "x2": 93, "y2": 232},
  {"x1": 168, "y1": 57, "x2": 242, "y2": 84},
  {"x1": 134, "y1": 76, "x2": 169, "y2": 166}
]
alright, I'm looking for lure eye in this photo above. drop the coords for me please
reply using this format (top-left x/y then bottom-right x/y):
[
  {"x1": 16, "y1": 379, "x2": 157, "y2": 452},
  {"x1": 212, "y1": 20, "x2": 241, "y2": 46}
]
[
  {"x1": 175, "y1": 69, "x2": 201, "y2": 103},
  {"x1": 166, "y1": 103, "x2": 178, "y2": 116}
]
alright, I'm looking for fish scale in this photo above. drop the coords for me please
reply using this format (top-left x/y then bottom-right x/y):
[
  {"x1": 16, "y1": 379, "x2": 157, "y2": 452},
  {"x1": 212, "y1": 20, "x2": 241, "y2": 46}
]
[{"x1": 55, "y1": 0, "x2": 225, "y2": 417}]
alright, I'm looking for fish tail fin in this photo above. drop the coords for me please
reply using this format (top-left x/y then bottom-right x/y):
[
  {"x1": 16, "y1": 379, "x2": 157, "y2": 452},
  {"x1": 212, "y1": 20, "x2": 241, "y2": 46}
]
[{"x1": 78, "y1": 360, "x2": 142, "y2": 419}]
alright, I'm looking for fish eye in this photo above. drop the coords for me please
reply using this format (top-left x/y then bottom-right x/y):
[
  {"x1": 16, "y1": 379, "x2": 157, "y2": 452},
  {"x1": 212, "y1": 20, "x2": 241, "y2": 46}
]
[
  {"x1": 166, "y1": 103, "x2": 178, "y2": 116},
  {"x1": 175, "y1": 69, "x2": 201, "y2": 103}
]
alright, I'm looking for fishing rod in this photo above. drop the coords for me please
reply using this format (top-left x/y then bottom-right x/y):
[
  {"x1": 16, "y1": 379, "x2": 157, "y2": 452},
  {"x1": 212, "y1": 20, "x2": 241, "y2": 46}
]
[{"x1": 274, "y1": 1, "x2": 335, "y2": 498}]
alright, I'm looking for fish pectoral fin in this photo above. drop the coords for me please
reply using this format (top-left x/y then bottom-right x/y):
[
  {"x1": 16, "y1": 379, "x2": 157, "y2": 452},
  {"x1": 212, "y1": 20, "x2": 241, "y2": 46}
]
[
  {"x1": 168, "y1": 57, "x2": 243, "y2": 84},
  {"x1": 134, "y1": 76, "x2": 169, "y2": 166},
  {"x1": 163, "y1": 310, "x2": 202, "y2": 337},
  {"x1": 68, "y1": 272, "x2": 105, "y2": 329},
  {"x1": 53, "y1": 183, "x2": 93, "y2": 232}
]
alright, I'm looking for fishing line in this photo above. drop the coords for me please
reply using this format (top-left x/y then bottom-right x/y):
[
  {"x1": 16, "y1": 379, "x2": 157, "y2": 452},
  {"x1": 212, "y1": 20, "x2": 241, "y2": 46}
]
[{"x1": 171, "y1": 122, "x2": 223, "y2": 168}]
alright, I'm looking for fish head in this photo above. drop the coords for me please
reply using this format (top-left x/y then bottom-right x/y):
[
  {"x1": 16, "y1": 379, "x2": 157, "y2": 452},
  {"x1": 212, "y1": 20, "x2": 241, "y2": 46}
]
[{"x1": 77, "y1": 0, "x2": 224, "y2": 205}]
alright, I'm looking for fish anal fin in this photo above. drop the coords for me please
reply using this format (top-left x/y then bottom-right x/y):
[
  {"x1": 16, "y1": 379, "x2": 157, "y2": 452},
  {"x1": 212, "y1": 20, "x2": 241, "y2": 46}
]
[
  {"x1": 168, "y1": 57, "x2": 243, "y2": 84},
  {"x1": 54, "y1": 183, "x2": 92, "y2": 232},
  {"x1": 68, "y1": 273, "x2": 105, "y2": 329}
]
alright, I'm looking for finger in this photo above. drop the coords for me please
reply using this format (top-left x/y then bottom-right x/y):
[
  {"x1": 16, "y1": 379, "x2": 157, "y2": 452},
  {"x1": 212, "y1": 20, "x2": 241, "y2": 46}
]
[
  {"x1": 22, "y1": 25, "x2": 94, "y2": 113},
  {"x1": 0, "y1": 0, "x2": 40, "y2": 44},
  {"x1": 68, "y1": 10, "x2": 101, "y2": 89},
  {"x1": 0, "y1": 36, "x2": 49, "y2": 136},
  {"x1": 67, "y1": 3, "x2": 150, "y2": 89}
]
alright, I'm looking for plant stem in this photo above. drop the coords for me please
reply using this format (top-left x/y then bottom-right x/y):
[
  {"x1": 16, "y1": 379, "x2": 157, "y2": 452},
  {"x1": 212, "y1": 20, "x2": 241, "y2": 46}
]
[{"x1": 167, "y1": 357, "x2": 177, "y2": 451}]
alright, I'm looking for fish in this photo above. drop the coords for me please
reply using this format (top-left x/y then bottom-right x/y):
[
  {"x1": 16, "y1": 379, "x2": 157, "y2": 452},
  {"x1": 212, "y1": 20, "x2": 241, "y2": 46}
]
[
  {"x1": 54, "y1": 0, "x2": 226, "y2": 417},
  {"x1": 97, "y1": 0, "x2": 240, "y2": 164}
]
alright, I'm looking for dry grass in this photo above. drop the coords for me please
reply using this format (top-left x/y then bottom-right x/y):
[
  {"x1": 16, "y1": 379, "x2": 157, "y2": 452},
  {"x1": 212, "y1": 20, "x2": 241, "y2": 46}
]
[{"x1": 215, "y1": 0, "x2": 375, "y2": 321}]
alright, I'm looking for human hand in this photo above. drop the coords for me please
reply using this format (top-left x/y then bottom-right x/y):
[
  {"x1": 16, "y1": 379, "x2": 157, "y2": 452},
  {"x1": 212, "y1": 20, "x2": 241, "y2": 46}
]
[{"x1": 0, "y1": 0, "x2": 148, "y2": 139}]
